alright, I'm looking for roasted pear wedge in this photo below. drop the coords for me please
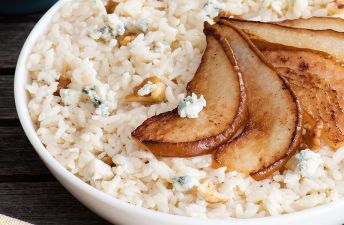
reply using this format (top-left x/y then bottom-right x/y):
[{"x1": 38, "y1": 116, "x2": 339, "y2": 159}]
[
  {"x1": 277, "y1": 17, "x2": 344, "y2": 32},
  {"x1": 253, "y1": 40, "x2": 344, "y2": 149},
  {"x1": 206, "y1": 23, "x2": 302, "y2": 180},
  {"x1": 216, "y1": 18, "x2": 344, "y2": 60},
  {"x1": 131, "y1": 33, "x2": 248, "y2": 157}
]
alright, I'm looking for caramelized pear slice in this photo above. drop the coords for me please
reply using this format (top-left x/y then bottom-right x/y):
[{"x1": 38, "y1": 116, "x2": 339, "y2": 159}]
[
  {"x1": 277, "y1": 17, "x2": 344, "y2": 32},
  {"x1": 216, "y1": 18, "x2": 344, "y2": 60},
  {"x1": 131, "y1": 33, "x2": 248, "y2": 157},
  {"x1": 207, "y1": 23, "x2": 302, "y2": 180},
  {"x1": 253, "y1": 40, "x2": 344, "y2": 149}
]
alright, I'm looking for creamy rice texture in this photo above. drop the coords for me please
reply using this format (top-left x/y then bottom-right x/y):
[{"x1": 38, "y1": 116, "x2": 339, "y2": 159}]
[{"x1": 27, "y1": 0, "x2": 344, "y2": 219}]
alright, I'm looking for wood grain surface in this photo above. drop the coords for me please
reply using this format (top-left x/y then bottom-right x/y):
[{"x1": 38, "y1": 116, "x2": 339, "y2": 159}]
[{"x1": 0, "y1": 12, "x2": 111, "y2": 225}]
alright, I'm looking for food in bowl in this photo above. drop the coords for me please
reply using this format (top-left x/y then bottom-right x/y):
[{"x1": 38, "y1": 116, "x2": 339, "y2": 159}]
[
  {"x1": 26, "y1": 0, "x2": 344, "y2": 219},
  {"x1": 131, "y1": 32, "x2": 248, "y2": 157},
  {"x1": 276, "y1": 16, "x2": 344, "y2": 32},
  {"x1": 221, "y1": 18, "x2": 344, "y2": 148},
  {"x1": 205, "y1": 22, "x2": 302, "y2": 181}
]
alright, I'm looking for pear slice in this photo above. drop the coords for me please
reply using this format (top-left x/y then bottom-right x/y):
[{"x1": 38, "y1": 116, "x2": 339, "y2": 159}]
[
  {"x1": 253, "y1": 40, "x2": 344, "y2": 149},
  {"x1": 207, "y1": 23, "x2": 302, "y2": 180},
  {"x1": 131, "y1": 33, "x2": 248, "y2": 157},
  {"x1": 277, "y1": 17, "x2": 344, "y2": 32},
  {"x1": 216, "y1": 18, "x2": 344, "y2": 60}
]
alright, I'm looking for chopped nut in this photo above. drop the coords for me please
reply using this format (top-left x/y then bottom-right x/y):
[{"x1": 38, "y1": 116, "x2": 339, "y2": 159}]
[
  {"x1": 218, "y1": 11, "x2": 232, "y2": 18},
  {"x1": 98, "y1": 152, "x2": 114, "y2": 166},
  {"x1": 171, "y1": 40, "x2": 180, "y2": 51},
  {"x1": 117, "y1": 32, "x2": 138, "y2": 46},
  {"x1": 327, "y1": 2, "x2": 344, "y2": 15},
  {"x1": 339, "y1": 1, "x2": 344, "y2": 9},
  {"x1": 125, "y1": 76, "x2": 166, "y2": 104},
  {"x1": 54, "y1": 74, "x2": 71, "y2": 96},
  {"x1": 106, "y1": 0, "x2": 119, "y2": 14},
  {"x1": 102, "y1": 155, "x2": 114, "y2": 166},
  {"x1": 301, "y1": 114, "x2": 324, "y2": 151},
  {"x1": 197, "y1": 181, "x2": 229, "y2": 203}
]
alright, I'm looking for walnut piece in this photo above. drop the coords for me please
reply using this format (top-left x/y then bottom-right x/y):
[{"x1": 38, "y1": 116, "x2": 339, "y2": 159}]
[
  {"x1": 106, "y1": 0, "x2": 119, "y2": 14},
  {"x1": 125, "y1": 76, "x2": 166, "y2": 104},
  {"x1": 117, "y1": 32, "x2": 138, "y2": 46},
  {"x1": 197, "y1": 181, "x2": 229, "y2": 203},
  {"x1": 54, "y1": 74, "x2": 71, "y2": 96},
  {"x1": 301, "y1": 114, "x2": 324, "y2": 151}
]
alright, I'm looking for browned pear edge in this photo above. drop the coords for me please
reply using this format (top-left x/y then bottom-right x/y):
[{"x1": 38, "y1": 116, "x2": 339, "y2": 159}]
[
  {"x1": 275, "y1": 17, "x2": 344, "y2": 32},
  {"x1": 131, "y1": 31, "x2": 248, "y2": 158},
  {"x1": 214, "y1": 17, "x2": 344, "y2": 59},
  {"x1": 215, "y1": 17, "x2": 344, "y2": 35},
  {"x1": 251, "y1": 38, "x2": 337, "y2": 59},
  {"x1": 207, "y1": 20, "x2": 303, "y2": 180},
  {"x1": 252, "y1": 39, "x2": 344, "y2": 148}
]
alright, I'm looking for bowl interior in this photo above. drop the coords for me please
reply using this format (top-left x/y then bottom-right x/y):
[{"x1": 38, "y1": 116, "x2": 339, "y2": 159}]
[{"x1": 13, "y1": 1, "x2": 344, "y2": 225}]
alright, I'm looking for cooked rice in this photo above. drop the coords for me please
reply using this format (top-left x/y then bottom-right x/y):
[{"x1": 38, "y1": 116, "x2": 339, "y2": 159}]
[{"x1": 26, "y1": 0, "x2": 344, "y2": 219}]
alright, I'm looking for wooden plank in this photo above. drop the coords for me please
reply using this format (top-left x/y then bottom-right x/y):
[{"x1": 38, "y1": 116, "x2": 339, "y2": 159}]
[
  {"x1": 0, "y1": 75, "x2": 17, "y2": 120},
  {"x1": 0, "y1": 14, "x2": 42, "y2": 70},
  {"x1": 0, "y1": 21, "x2": 35, "y2": 70},
  {"x1": 0, "y1": 125, "x2": 53, "y2": 182},
  {"x1": 0, "y1": 14, "x2": 41, "y2": 24},
  {"x1": 0, "y1": 182, "x2": 111, "y2": 225}
]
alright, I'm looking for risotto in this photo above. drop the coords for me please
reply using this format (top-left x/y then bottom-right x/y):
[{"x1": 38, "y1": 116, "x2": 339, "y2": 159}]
[{"x1": 26, "y1": 0, "x2": 344, "y2": 219}]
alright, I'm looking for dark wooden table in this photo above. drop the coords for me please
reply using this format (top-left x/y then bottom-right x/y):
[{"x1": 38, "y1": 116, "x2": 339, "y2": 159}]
[{"x1": 0, "y1": 12, "x2": 112, "y2": 225}]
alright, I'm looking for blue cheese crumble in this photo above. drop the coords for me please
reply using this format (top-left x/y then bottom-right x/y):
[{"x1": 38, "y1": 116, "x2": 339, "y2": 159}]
[
  {"x1": 82, "y1": 86, "x2": 114, "y2": 116},
  {"x1": 96, "y1": 14, "x2": 126, "y2": 41},
  {"x1": 132, "y1": 19, "x2": 149, "y2": 33},
  {"x1": 137, "y1": 81, "x2": 157, "y2": 96},
  {"x1": 82, "y1": 86, "x2": 103, "y2": 107},
  {"x1": 178, "y1": 93, "x2": 206, "y2": 119},
  {"x1": 172, "y1": 175, "x2": 199, "y2": 192},
  {"x1": 79, "y1": 158, "x2": 114, "y2": 182},
  {"x1": 295, "y1": 150, "x2": 324, "y2": 179}
]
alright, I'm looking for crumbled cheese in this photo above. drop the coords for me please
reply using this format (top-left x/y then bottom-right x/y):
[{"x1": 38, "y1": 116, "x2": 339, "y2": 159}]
[
  {"x1": 96, "y1": 14, "x2": 126, "y2": 41},
  {"x1": 60, "y1": 89, "x2": 81, "y2": 106},
  {"x1": 95, "y1": 83, "x2": 110, "y2": 100},
  {"x1": 137, "y1": 81, "x2": 157, "y2": 96},
  {"x1": 172, "y1": 175, "x2": 199, "y2": 192},
  {"x1": 79, "y1": 158, "x2": 114, "y2": 182},
  {"x1": 105, "y1": 14, "x2": 126, "y2": 36},
  {"x1": 95, "y1": 102, "x2": 113, "y2": 116},
  {"x1": 203, "y1": 0, "x2": 225, "y2": 19},
  {"x1": 99, "y1": 25, "x2": 112, "y2": 36},
  {"x1": 178, "y1": 93, "x2": 206, "y2": 118},
  {"x1": 132, "y1": 19, "x2": 149, "y2": 33},
  {"x1": 295, "y1": 149, "x2": 324, "y2": 178},
  {"x1": 82, "y1": 86, "x2": 103, "y2": 106},
  {"x1": 82, "y1": 86, "x2": 115, "y2": 116}
]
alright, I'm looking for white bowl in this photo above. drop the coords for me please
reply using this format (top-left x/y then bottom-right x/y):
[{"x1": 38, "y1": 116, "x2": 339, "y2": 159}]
[{"x1": 14, "y1": 0, "x2": 344, "y2": 224}]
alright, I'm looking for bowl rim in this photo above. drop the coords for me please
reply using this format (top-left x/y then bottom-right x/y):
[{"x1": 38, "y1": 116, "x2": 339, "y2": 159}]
[{"x1": 14, "y1": 0, "x2": 344, "y2": 224}]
